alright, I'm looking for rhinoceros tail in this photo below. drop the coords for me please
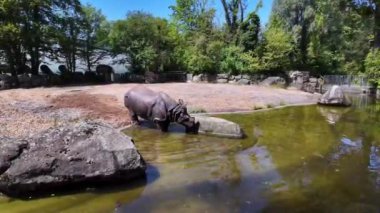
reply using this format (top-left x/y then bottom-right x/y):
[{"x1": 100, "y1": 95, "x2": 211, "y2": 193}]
[{"x1": 124, "y1": 94, "x2": 129, "y2": 108}]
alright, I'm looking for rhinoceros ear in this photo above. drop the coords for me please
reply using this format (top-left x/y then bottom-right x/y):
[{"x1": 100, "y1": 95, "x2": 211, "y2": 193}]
[{"x1": 178, "y1": 99, "x2": 188, "y2": 107}]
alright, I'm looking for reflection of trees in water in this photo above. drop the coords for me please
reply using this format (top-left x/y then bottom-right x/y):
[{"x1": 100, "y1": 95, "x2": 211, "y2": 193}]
[
  {"x1": 239, "y1": 105, "x2": 380, "y2": 210},
  {"x1": 120, "y1": 104, "x2": 380, "y2": 211},
  {"x1": 369, "y1": 146, "x2": 380, "y2": 190}
]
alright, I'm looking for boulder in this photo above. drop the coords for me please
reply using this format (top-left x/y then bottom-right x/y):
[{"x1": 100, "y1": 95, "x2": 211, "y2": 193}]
[
  {"x1": 0, "y1": 121, "x2": 146, "y2": 197},
  {"x1": 318, "y1": 85, "x2": 351, "y2": 106},
  {"x1": 238, "y1": 79, "x2": 251, "y2": 85},
  {"x1": 31, "y1": 75, "x2": 47, "y2": 87},
  {"x1": 242, "y1": 74, "x2": 250, "y2": 80},
  {"x1": 217, "y1": 79, "x2": 228, "y2": 84},
  {"x1": 217, "y1": 74, "x2": 229, "y2": 79},
  {"x1": 193, "y1": 74, "x2": 204, "y2": 82},
  {"x1": 18, "y1": 74, "x2": 32, "y2": 88},
  {"x1": 260, "y1": 76, "x2": 286, "y2": 87},
  {"x1": 0, "y1": 74, "x2": 15, "y2": 90},
  {"x1": 186, "y1": 74, "x2": 193, "y2": 82},
  {"x1": 194, "y1": 116, "x2": 244, "y2": 139},
  {"x1": 229, "y1": 79, "x2": 237, "y2": 84},
  {"x1": 309, "y1": 77, "x2": 318, "y2": 83},
  {"x1": 303, "y1": 82, "x2": 317, "y2": 93}
]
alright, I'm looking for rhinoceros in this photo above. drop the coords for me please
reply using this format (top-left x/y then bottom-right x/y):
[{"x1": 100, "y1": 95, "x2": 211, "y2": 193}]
[{"x1": 124, "y1": 86, "x2": 199, "y2": 133}]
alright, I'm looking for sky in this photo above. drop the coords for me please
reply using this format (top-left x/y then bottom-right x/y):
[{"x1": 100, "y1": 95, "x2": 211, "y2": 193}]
[{"x1": 80, "y1": 0, "x2": 273, "y2": 26}]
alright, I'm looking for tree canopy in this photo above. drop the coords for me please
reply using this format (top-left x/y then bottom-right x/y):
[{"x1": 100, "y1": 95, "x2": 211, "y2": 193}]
[{"x1": 0, "y1": 0, "x2": 379, "y2": 82}]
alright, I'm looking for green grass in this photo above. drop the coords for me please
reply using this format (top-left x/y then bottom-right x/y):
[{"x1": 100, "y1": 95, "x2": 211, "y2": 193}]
[{"x1": 189, "y1": 107, "x2": 207, "y2": 114}]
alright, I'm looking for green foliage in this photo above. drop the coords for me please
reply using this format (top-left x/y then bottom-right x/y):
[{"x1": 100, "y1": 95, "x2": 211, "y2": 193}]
[
  {"x1": 0, "y1": 0, "x2": 379, "y2": 81},
  {"x1": 0, "y1": 0, "x2": 83, "y2": 75},
  {"x1": 365, "y1": 49, "x2": 380, "y2": 81},
  {"x1": 80, "y1": 4, "x2": 109, "y2": 72},
  {"x1": 182, "y1": 36, "x2": 227, "y2": 74},
  {"x1": 109, "y1": 11, "x2": 176, "y2": 73},
  {"x1": 239, "y1": 12, "x2": 260, "y2": 51},
  {"x1": 170, "y1": 0, "x2": 215, "y2": 33},
  {"x1": 261, "y1": 16, "x2": 294, "y2": 72},
  {"x1": 220, "y1": 45, "x2": 245, "y2": 75}
]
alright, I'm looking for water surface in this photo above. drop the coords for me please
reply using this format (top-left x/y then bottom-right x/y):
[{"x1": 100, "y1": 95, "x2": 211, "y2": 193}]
[{"x1": 1, "y1": 95, "x2": 380, "y2": 212}]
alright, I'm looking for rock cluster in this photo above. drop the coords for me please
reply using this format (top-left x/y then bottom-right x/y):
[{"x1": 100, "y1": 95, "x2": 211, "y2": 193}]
[
  {"x1": 0, "y1": 121, "x2": 146, "y2": 197},
  {"x1": 191, "y1": 74, "x2": 270, "y2": 85},
  {"x1": 289, "y1": 71, "x2": 323, "y2": 93}
]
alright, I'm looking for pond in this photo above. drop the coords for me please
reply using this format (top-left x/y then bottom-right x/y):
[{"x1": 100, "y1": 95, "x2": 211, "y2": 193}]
[{"x1": 1, "y1": 95, "x2": 380, "y2": 213}]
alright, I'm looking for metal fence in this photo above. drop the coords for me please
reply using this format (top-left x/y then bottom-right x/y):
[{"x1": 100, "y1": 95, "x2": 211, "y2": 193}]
[
  {"x1": 323, "y1": 75, "x2": 369, "y2": 87},
  {"x1": 114, "y1": 72, "x2": 187, "y2": 83}
]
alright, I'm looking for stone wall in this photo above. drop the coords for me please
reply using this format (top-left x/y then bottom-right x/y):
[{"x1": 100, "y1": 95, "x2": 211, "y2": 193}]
[
  {"x1": 189, "y1": 71, "x2": 323, "y2": 93},
  {"x1": 289, "y1": 71, "x2": 323, "y2": 93},
  {"x1": 191, "y1": 74, "x2": 269, "y2": 85}
]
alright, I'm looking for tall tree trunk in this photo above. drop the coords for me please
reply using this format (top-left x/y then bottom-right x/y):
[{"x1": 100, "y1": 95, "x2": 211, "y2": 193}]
[
  {"x1": 6, "y1": 50, "x2": 16, "y2": 77},
  {"x1": 30, "y1": 4, "x2": 41, "y2": 75},
  {"x1": 221, "y1": 0, "x2": 232, "y2": 30},
  {"x1": 86, "y1": 40, "x2": 92, "y2": 72},
  {"x1": 30, "y1": 47, "x2": 40, "y2": 75},
  {"x1": 86, "y1": 53, "x2": 92, "y2": 72}
]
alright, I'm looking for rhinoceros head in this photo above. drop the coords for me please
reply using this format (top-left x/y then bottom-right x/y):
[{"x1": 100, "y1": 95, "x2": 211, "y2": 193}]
[{"x1": 172, "y1": 99, "x2": 199, "y2": 133}]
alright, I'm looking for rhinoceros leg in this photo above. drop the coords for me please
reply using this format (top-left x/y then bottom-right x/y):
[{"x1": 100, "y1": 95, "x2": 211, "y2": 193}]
[
  {"x1": 130, "y1": 111, "x2": 140, "y2": 125},
  {"x1": 156, "y1": 120, "x2": 170, "y2": 132}
]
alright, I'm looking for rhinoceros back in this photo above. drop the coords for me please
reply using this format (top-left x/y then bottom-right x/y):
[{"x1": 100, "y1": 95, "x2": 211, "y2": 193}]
[{"x1": 124, "y1": 86, "x2": 167, "y2": 120}]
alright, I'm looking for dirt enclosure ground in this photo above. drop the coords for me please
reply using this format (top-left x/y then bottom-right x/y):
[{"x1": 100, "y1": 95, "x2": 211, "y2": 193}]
[{"x1": 0, "y1": 83, "x2": 320, "y2": 138}]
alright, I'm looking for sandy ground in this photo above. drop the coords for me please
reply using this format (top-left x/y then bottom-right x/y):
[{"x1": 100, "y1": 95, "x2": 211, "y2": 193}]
[{"x1": 0, "y1": 83, "x2": 320, "y2": 138}]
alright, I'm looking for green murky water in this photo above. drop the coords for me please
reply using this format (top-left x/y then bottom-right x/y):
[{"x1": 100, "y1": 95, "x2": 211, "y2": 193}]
[{"x1": 1, "y1": 95, "x2": 380, "y2": 213}]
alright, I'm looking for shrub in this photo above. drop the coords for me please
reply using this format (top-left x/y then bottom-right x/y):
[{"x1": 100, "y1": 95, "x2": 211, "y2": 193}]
[{"x1": 365, "y1": 49, "x2": 380, "y2": 84}]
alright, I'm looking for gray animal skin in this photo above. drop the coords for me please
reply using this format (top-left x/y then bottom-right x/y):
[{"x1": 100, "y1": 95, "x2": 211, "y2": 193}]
[{"x1": 124, "y1": 86, "x2": 199, "y2": 133}]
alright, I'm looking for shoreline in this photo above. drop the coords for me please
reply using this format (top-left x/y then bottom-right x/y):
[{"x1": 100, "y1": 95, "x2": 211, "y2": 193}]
[{"x1": 0, "y1": 83, "x2": 320, "y2": 138}]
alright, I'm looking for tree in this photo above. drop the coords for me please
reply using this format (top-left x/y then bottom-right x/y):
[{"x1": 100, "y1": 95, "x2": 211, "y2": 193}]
[
  {"x1": 239, "y1": 12, "x2": 260, "y2": 51},
  {"x1": 352, "y1": 0, "x2": 380, "y2": 48},
  {"x1": 80, "y1": 4, "x2": 109, "y2": 72},
  {"x1": 272, "y1": 0, "x2": 315, "y2": 67},
  {"x1": 108, "y1": 11, "x2": 176, "y2": 73},
  {"x1": 261, "y1": 16, "x2": 295, "y2": 72},
  {"x1": 170, "y1": 0, "x2": 215, "y2": 34},
  {"x1": 0, "y1": 0, "x2": 25, "y2": 77},
  {"x1": 20, "y1": 0, "x2": 82, "y2": 75},
  {"x1": 220, "y1": 0, "x2": 247, "y2": 35},
  {"x1": 0, "y1": 0, "x2": 83, "y2": 76},
  {"x1": 56, "y1": 4, "x2": 84, "y2": 73}
]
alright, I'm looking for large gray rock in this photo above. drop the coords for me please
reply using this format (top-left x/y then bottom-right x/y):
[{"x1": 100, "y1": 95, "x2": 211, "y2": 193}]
[
  {"x1": 0, "y1": 122, "x2": 146, "y2": 197},
  {"x1": 194, "y1": 116, "x2": 244, "y2": 139},
  {"x1": 318, "y1": 85, "x2": 351, "y2": 106},
  {"x1": 238, "y1": 79, "x2": 251, "y2": 85},
  {"x1": 217, "y1": 74, "x2": 229, "y2": 79},
  {"x1": 217, "y1": 79, "x2": 228, "y2": 84},
  {"x1": 193, "y1": 74, "x2": 204, "y2": 82},
  {"x1": 18, "y1": 74, "x2": 32, "y2": 88},
  {"x1": 260, "y1": 76, "x2": 287, "y2": 87},
  {"x1": 0, "y1": 74, "x2": 15, "y2": 90}
]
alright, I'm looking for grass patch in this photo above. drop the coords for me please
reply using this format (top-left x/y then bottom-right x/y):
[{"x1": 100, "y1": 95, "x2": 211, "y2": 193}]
[{"x1": 189, "y1": 107, "x2": 207, "y2": 114}]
